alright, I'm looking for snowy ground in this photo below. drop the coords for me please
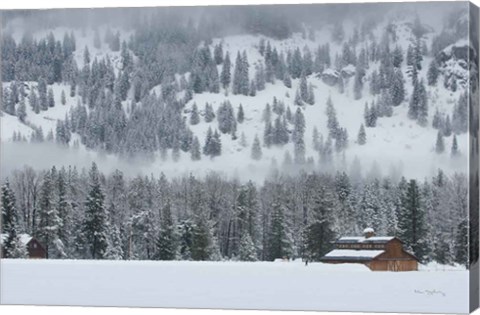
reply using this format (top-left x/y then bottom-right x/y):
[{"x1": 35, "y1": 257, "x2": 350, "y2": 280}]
[{"x1": 0, "y1": 259, "x2": 469, "y2": 313}]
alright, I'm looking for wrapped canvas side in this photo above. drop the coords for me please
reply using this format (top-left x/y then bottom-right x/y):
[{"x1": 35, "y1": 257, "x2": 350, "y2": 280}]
[{"x1": 470, "y1": 1, "x2": 480, "y2": 313}]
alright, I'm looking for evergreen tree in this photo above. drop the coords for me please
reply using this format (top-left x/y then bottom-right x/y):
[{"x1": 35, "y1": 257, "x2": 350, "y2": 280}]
[
  {"x1": 326, "y1": 97, "x2": 339, "y2": 138},
  {"x1": 435, "y1": 131, "x2": 445, "y2": 154},
  {"x1": 398, "y1": 179, "x2": 428, "y2": 262},
  {"x1": 303, "y1": 187, "x2": 335, "y2": 261},
  {"x1": 357, "y1": 124, "x2": 366, "y2": 145},
  {"x1": 251, "y1": 135, "x2": 263, "y2": 160},
  {"x1": 191, "y1": 213, "x2": 212, "y2": 261},
  {"x1": 444, "y1": 115, "x2": 453, "y2": 137},
  {"x1": 1, "y1": 181, "x2": 26, "y2": 258},
  {"x1": 214, "y1": 43, "x2": 224, "y2": 65},
  {"x1": 17, "y1": 97, "x2": 27, "y2": 122},
  {"x1": 29, "y1": 89, "x2": 40, "y2": 114},
  {"x1": 237, "y1": 104, "x2": 245, "y2": 123},
  {"x1": 391, "y1": 69, "x2": 405, "y2": 106},
  {"x1": 268, "y1": 199, "x2": 292, "y2": 260},
  {"x1": 191, "y1": 136, "x2": 201, "y2": 161},
  {"x1": 84, "y1": 163, "x2": 109, "y2": 259},
  {"x1": 190, "y1": 103, "x2": 200, "y2": 125},
  {"x1": 156, "y1": 202, "x2": 177, "y2": 260},
  {"x1": 220, "y1": 52, "x2": 231, "y2": 89},
  {"x1": 239, "y1": 233, "x2": 257, "y2": 261},
  {"x1": 283, "y1": 72, "x2": 292, "y2": 88},
  {"x1": 61, "y1": 90, "x2": 67, "y2": 105},
  {"x1": 451, "y1": 135, "x2": 459, "y2": 157},
  {"x1": 204, "y1": 103, "x2": 215, "y2": 123},
  {"x1": 427, "y1": 60, "x2": 439, "y2": 86},
  {"x1": 38, "y1": 170, "x2": 62, "y2": 258}
]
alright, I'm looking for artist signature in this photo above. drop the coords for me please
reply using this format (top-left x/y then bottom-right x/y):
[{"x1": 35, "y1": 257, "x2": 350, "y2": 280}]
[{"x1": 414, "y1": 289, "x2": 446, "y2": 297}]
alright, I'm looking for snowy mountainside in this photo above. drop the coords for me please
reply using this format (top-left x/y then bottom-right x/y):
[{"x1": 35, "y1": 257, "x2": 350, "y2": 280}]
[{"x1": 0, "y1": 7, "x2": 472, "y2": 181}]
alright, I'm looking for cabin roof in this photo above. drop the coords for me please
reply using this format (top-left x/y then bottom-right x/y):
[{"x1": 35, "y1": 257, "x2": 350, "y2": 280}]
[
  {"x1": 335, "y1": 236, "x2": 396, "y2": 244},
  {"x1": 321, "y1": 249, "x2": 385, "y2": 262},
  {"x1": 0, "y1": 233, "x2": 33, "y2": 246}
]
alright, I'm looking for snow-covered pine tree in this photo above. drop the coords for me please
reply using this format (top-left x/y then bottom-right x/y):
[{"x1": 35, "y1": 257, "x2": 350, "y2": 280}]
[
  {"x1": 38, "y1": 169, "x2": 62, "y2": 258},
  {"x1": 214, "y1": 43, "x2": 224, "y2": 65},
  {"x1": 220, "y1": 52, "x2": 231, "y2": 89},
  {"x1": 1, "y1": 181, "x2": 26, "y2": 258},
  {"x1": 451, "y1": 135, "x2": 459, "y2": 157},
  {"x1": 83, "y1": 163, "x2": 109, "y2": 259},
  {"x1": 306, "y1": 83, "x2": 315, "y2": 105},
  {"x1": 191, "y1": 136, "x2": 201, "y2": 161},
  {"x1": 251, "y1": 135, "x2": 263, "y2": 160},
  {"x1": 283, "y1": 72, "x2": 292, "y2": 88},
  {"x1": 303, "y1": 185, "x2": 335, "y2": 261},
  {"x1": 237, "y1": 104, "x2": 245, "y2": 123},
  {"x1": 357, "y1": 124, "x2": 366, "y2": 145},
  {"x1": 427, "y1": 60, "x2": 439, "y2": 86},
  {"x1": 17, "y1": 97, "x2": 27, "y2": 122},
  {"x1": 190, "y1": 103, "x2": 200, "y2": 125},
  {"x1": 397, "y1": 179, "x2": 428, "y2": 262},
  {"x1": 326, "y1": 96, "x2": 339, "y2": 138},
  {"x1": 204, "y1": 103, "x2": 215, "y2": 123},
  {"x1": 239, "y1": 233, "x2": 257, "y2": 261},
  {"x1": 435, "y1": 131, "x2": 445, "y2": 154},
  {"x1": 156, "y1": 202, "x2": 177, "y2": 260}
]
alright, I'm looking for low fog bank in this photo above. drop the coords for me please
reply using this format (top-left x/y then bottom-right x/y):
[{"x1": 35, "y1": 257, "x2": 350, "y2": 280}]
[{"x1": 0, "y1": 142, "x2": 469, "y2": 184}]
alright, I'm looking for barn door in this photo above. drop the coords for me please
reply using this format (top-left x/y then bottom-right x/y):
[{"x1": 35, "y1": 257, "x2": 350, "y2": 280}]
[{"x1": 387, "y1": 261, "x2": 400, "y2": 271}]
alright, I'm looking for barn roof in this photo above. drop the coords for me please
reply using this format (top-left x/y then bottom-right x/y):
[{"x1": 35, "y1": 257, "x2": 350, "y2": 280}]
[
  {"x1": 335, "y1": 236, "x2": 396, "y2": 244},
  {"x1": 321, "y1": 249, "x2": 385, "y2": 262}
]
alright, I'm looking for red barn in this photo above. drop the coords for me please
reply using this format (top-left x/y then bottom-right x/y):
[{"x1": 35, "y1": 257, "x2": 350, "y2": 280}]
[
  {"x1": 320, "y1": 228, "x2": 419, "y2": 271},
  {"x1": 1, "y1": 233, "x2": 46, "y2": 259}
]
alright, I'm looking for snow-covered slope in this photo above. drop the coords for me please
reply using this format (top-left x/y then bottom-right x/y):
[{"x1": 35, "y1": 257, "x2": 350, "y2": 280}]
[{"x1": 1, "y1": 9, "x2": 471, "y2": 181}]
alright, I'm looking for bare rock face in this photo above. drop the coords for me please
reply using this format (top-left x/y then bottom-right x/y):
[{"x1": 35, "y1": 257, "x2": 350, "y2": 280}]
[
  {"x1": 320, "y1": 69, "x2": 340, "y2": 86},
  {"x1": 437, "y1": 42, "x2": 477, "y2": 91}
]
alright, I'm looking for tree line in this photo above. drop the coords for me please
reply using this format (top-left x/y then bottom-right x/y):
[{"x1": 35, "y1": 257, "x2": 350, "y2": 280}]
[{"x1": 1, "y1": 164, "x2": 469, "y2": 267}]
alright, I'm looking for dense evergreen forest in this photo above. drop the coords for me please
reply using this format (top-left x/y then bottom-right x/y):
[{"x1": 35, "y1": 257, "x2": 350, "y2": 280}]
[{"x1": 1, "y1": 163, "x2": 469, "y2": 266}]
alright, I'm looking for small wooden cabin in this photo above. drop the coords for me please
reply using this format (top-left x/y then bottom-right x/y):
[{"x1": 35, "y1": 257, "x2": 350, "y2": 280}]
[
  {"x1": 320, "y1": 228, "x2": 419, "y2": 271},
  {"x1": 1, "y1": 233, "x2": 46, "y2": 259}
]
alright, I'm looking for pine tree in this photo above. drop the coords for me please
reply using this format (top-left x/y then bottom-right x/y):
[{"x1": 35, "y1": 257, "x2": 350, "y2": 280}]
[
  {"x1": 17, "y1": 97, "x2": 27, "y2": 122},
  {"x1": 191, "y1": 136, "x2": 201, "y2": 161},
  {"x1": 221, "y1": 52, "x2": 231, "y2": 89},
  {"x1": 1, "y1": 181, "x2": 26, "y2": 258},
  {"x1": 190, "y1": 103, "x2": 200, "y2": 125},
  {"x1": 306, "y1": 83, "x2": 315, "y2": 105},
  {"x1": 451, "y1": 135, "x2": 459, "y2": 157},
  {"x1": 214, "y1": 43, "x2": 223, "y2": 65},
  {"x1": 237, "y1": 104, "x2": 245, "y2": 123},
  {"x1": 61, "y1": 90, "x2": 66, "y2": 105},
  {"x1": 156, "y1": 202, "x2": 177, "y2": 260},
  {"x1": 303, "y1": 187, "x2": 335, "y2": 261},
  {"x1": 326, "y1": 97, "x2": 339, "y2": 138},
  {"x1": 299, "y1": 72, "x2": 309, "y2": 102},
  {"x1": 391, "y1": 69, "x2": 405, "y2": 106},
  {"x1": 268, "y1": 198, "x2": 292, "y2": 261},
  {"x1": 204, "y1": 103, "x2": 215, "y2": 123},
  {"x1": 427, "y1": 60, "x2": 439, "y2": 86},
  {"x1": 398, "y1": 179, "x2": 428, "y2": 262},
  {"x1": 444, "y1": 115, "x2": 453, "y2": 137},
  {"x1": 191, "y1": 213, "x2": 212, "y2": 261},
  {"x1": 435, "y1": 131, "x2": 445, "y2": 154},
  {"x1": 251, "y1": 135, "x2": 263, "y2": 160},
  {"x1": 283, "y1": 72, "x2": 292, "y2": 88},
  {"x1": 357, "y1": 124, "x2": 366, "y2": 145},
  {"x1": 47, "y1": 88, "x2": 55, "y2": 108},
  {"x1": 84, "y1": 163, "x2": 109, "y2": 259},
  {"x1": 29, "y1": 89, "x2": 40, "y2": 114},
  {"x1": 38, "y1": 170, "x2": 62, "y2": 258},
  {"x1": 239, "y1": 233, "x2": 257, "y2": 261}
]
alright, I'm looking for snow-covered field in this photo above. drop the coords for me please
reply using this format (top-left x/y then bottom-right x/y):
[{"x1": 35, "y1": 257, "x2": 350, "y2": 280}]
[{"x1": 0, "y1": 259, "x2": 468, "y2": 313}]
